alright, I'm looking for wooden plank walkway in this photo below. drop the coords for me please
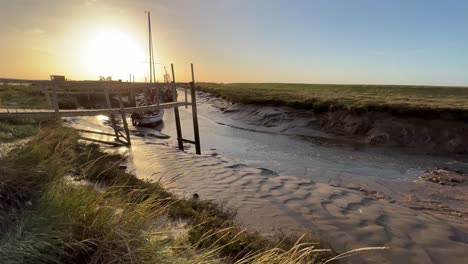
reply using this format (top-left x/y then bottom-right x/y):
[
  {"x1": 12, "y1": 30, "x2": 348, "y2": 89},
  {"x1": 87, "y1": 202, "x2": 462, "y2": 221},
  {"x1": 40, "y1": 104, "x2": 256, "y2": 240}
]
[
  {"x1": 0, "y1": 78, "x2": 165, "y2": 89},
  {"x1": 1, "y1": 63, "x2": 201, "y2": 153},
  {"x1": 0, "y1": 102, "x2": 190, "y2": 118}
]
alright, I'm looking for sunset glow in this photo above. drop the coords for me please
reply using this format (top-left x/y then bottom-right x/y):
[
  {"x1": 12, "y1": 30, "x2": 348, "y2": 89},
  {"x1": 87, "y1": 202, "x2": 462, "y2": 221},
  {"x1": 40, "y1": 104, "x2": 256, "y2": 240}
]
[
  {"x1": 1, "y1": 0, "x2": 468, "y2": 85},
  {"x1": 85, "y1": 31, "x2": 146, "y2": 80}
]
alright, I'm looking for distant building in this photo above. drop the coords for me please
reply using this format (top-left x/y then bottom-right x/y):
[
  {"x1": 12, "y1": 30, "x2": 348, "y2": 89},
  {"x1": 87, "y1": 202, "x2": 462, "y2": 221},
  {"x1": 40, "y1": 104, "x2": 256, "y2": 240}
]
[{"x1": 50, "y1": 75, "x2": 66, "y2": 81}]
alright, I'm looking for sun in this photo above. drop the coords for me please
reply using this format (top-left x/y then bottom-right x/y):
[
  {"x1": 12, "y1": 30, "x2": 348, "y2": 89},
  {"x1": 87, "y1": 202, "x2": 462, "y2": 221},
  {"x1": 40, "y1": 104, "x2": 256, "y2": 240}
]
[{"x1": 85, "y1": 31, "x2": 145, "y2": 80}]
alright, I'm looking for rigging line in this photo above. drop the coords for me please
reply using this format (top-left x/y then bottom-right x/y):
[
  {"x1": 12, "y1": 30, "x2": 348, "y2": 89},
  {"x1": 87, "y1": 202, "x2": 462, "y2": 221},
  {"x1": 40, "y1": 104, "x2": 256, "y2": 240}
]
[
  {"x1": 150, "y1": 16, "x2": 157, "y2": 82},
  {"x1": 147, "y1": 11, "x2": 153, "y2": 83}
]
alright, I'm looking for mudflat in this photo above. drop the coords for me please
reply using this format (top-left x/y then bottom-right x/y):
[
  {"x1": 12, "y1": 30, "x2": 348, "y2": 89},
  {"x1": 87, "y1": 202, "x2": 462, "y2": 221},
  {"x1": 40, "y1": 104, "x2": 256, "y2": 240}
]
[{"x1": 69, "y1": 115, "x2": 468, "y2": 264}]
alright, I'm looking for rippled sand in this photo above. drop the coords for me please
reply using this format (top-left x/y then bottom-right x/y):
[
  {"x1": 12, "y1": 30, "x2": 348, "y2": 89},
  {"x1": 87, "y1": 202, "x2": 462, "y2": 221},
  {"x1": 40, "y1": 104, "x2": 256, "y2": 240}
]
[{"x1": 68, "y1": 116, "x2": 468, "y2": 264}]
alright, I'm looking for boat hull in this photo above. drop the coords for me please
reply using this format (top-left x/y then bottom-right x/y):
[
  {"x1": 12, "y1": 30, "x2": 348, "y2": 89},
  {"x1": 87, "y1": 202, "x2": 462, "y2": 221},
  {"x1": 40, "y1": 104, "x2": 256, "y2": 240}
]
[{"x1": 131, "y1": 110, "x2": 164, "y2": 126}]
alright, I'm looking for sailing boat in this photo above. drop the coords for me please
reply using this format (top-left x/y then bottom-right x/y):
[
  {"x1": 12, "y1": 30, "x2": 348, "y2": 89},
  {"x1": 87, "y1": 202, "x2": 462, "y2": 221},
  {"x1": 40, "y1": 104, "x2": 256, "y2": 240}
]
[{"x1": 131, "y1": 11, "x2": 164, "y2": 126}]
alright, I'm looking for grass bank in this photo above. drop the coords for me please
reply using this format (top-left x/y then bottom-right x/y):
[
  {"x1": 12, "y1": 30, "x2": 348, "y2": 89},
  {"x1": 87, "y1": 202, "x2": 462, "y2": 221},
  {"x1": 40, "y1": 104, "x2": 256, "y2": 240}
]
[
  {"x1": 0, "y1": 84, "x2": 80, "y2": 109},
  {"x1": 197, "y1": 83, "x2": 468, "y2": 120},
  {"x1": 0, "y1": 118, "x2": 40, "y2": 142},
  {"x1": 0, "y1": 85, "x2": 49, "y2": 109},
  {"x1": 0, "y1": 119, "x2": 336, "y2": 263}
]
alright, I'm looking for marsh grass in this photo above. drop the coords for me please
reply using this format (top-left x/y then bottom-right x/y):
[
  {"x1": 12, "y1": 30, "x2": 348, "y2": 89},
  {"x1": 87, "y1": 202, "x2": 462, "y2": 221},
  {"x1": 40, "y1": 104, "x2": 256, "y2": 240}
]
[
  {"x1": 0, "y1": 122, "x2": 387, "y2": 263},
  {"x1": 70, "y1": 141, "x2": 335, "y2": 263},
  {"x1": 0, "y1": 124, "x2": 201, "y2": 263},
  {"x1": 0, "y1": 85, "x2": 49, "y2": 109},
  {"x1": 0, "y1": 84, "x2": 144, "y2": 110},
  {"x1": 0, "y1": 118, "x2": 44, "y2": 142},
  {"x1": 0, "y1": 85, "x2": 81, "y2": 110},
  {"x1": 197, "y1": 83, "x2": 468, "y2": 119}
]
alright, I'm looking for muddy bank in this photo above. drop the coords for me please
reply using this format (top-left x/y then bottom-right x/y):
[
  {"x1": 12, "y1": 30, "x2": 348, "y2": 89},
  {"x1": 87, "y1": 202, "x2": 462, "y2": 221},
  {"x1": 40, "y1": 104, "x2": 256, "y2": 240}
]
[
  {"x1": 67, "y1": 115, "x2": 468, "y2": 264},
  {"x1": 198, "y1": 92, "x2": 468, "y2": 154},
  {"x1": 320, "y1": 111, "x2": 468, "y2": 154}
]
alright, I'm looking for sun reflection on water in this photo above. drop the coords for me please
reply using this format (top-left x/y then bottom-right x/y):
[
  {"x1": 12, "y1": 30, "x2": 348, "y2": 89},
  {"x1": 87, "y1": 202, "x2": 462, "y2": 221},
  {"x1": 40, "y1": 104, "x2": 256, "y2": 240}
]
[{"x1": 97, "y1": 115, "x2": 109, "y2": 121}]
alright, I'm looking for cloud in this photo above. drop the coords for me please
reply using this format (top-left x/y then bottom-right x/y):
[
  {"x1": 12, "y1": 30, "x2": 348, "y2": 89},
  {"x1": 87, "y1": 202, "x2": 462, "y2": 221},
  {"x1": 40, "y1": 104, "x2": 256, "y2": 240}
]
[
  {"x1": 28, "y1": 28, "x2": 45, "y2": 35},
  {"x1": 85, "y1": 0, "x2": 97, "y2": 6},
  {"x1": 6, "y1": 27, "x2": 45, "y2": 35}
]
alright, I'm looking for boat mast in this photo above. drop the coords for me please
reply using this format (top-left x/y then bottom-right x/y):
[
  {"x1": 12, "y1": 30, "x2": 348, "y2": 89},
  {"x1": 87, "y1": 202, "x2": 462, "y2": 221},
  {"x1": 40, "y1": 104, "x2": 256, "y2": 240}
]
[
  {"x1": 147, "y1": 11, "x2": 157, "y2": 83},
  {"x1": 147, "y1": 11, "x2": 153, "y2": 83}
]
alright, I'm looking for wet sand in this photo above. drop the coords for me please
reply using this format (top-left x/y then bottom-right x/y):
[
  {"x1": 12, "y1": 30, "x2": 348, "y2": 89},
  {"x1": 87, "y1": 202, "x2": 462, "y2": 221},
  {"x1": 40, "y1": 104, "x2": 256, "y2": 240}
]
[
  {"x1": 131, "y1": 142, "x2": 468, "y2": 263},
  {"x1": 67, "y1": 115, "x2": 468, "y2": 264}
]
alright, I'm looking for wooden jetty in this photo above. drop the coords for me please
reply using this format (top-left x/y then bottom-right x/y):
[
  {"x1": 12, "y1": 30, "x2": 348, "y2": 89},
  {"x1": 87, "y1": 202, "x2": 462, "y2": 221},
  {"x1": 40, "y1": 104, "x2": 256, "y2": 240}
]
[{"x1": 0, "y1": 64, "x2": 202, "y2": 154}]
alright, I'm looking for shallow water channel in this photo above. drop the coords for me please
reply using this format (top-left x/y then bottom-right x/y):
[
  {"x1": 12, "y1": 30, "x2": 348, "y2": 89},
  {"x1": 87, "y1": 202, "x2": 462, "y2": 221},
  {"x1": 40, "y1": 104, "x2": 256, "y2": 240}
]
[
  {"x1": 159, "y1": 91, "x2": 468, "y2": 182},
  {"x1": 70, "y1": 92, "x2": 468, "y2": 263}
]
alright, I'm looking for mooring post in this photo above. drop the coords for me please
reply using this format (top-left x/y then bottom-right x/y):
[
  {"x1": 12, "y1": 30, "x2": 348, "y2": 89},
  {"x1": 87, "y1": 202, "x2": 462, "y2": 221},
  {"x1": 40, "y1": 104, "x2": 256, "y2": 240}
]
[
  {"x1": 104, "y1": 88, "x2": 112, "y2": 108},
  {"x1": 44, "y1": 87, "x2": 53, "y2": 109},
  {"x1": 171, "y1": 64, "x2": 184, "y2": 151},
  {"x1": 105, "y1": 88, "x2": 120, "y2": 140},
  {"x1": 144, "y1": 86, "x2": 149, "y2": 105},
  {"x1": 185, "y1": 85, "x2": 188, "y2": 109},
  {"x1": 52, "y1": 86, "x2": 60, "y2": 120},
  {"x1": 130, "y1": 86, "x2": 136, "y2": 106},
  {"x1": 190, "y1": 63, "x2": 201, "y2": 154},
  {"x1": 156, "y1": 84, "x2": 160, "y2": 106},
  {"x1": 118, "y1": 93, "x2": 131, "y2": 146},
  {"x1": 127, "y1": 87, "x2": 131, "y2": 103}
]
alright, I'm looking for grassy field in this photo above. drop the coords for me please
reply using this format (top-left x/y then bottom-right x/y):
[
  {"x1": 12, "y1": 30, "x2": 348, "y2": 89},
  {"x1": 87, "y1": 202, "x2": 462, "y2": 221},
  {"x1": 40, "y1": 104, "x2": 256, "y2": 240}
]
[
  {"x1": 0, "y1": 85, "x2": 50, "y2": 109},
  {"x1": 0, "y1": 84, "x2": 81, "y2": 109},
  {"x1": 0, "y1": 118, "x2": 40, "y2": 142},
  {"x1": 0, "y1": 83, "x2": 172, "y2": 110},
  {"x1": 0, "y1": 120, "x2": 337, "y2": 263},
  {"x1": 197, "y1": 83, "x2": 468, "y2": 117}
]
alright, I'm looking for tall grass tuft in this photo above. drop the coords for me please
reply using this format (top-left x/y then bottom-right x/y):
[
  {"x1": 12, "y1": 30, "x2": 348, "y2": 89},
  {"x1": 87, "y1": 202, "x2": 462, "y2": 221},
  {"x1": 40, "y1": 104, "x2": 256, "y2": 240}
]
[{"x1": 0, "y1": 122, "x2": 388, "y2": 263}]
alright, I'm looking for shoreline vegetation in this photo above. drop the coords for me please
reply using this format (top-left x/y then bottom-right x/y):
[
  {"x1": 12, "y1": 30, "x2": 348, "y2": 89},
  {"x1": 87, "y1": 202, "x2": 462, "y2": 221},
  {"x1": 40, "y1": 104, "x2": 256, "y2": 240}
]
[
  {"x1": 0, "y1": 119, "x2": 340, "y2": 263},
  {"x1": 196, "y1": 83, "x2": 468, "y2": 121},
  {"x1": 196, "y1": 83, "x2": 468, "y2": 154}
]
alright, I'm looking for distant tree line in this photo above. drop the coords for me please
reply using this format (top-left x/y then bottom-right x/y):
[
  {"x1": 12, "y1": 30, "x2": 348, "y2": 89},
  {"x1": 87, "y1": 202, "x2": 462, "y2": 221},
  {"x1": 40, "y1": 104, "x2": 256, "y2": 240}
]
[{"x1": 99, "y1": 76, "x2": 113, "y2": 81}]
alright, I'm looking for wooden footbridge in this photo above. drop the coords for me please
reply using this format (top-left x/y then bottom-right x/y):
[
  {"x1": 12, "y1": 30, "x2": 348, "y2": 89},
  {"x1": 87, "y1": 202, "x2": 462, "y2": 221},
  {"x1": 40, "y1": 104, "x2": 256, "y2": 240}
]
[{"x1": 0, "y1": 64, "x2": 201, "y2": 154}]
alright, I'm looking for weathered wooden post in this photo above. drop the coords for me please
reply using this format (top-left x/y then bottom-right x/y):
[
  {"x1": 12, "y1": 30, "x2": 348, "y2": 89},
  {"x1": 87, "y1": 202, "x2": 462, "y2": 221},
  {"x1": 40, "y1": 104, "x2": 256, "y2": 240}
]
[
  {"x1": 127, "y1": 87, "x2": 131, "y2": 104},
  {"x1": 144, "y1": 87, "x2": 149, "y2": 105},
  {"x1": 156, "y1": 84, "x2": 160, "y2": 106},
  {"x1": 190, "y1": 63, "x2": 201, "y2": 154},
  {"x1": 105, "y1": 88, "x2": 120, "y2": 140},
  {"x1": 185, "y1": 86, "x2": 188, "y2": 109},
  {"x1": 118, "y1": 93, "x2": 131, "y2": 146},
  {"x1": 129, "y1": 84, "x2": 136, "y2": 106},
  {"x1": 104, "y1": 88, "x2": 113, "y2": 109},
  {"x1": 171, "y1": 64, "x2": 184, "y2": 150},
  {"x1": 129, "y1": 86, "x2": 136, "y2": 106},
  {"x1": 44, "y1": 87, "x2": 53, "y2": 109},
  {"x1": 52, "y1": 86, "x2": 60, "y2": 120}
]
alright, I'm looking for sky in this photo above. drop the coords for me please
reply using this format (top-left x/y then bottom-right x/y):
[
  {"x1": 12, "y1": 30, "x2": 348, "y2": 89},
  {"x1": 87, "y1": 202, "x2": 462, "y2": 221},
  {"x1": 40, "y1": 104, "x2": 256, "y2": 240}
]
[{"x1": 1, "y1": 0, "x2": 467, "y2": 85}]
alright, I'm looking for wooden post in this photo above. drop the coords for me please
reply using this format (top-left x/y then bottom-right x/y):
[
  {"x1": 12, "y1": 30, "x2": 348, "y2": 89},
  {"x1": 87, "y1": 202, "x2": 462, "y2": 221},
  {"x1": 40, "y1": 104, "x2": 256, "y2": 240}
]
[
  {"x1": 190, "y1": 63, "x2": 201, "y2": 154},
  {"x1": 118, "y1": 93, "x2": 131, "y2": 146},
  {"x1": 127, "y1": 87, "x2": 130, "y2": 102},
  {"x1": 144, "y1": 87, "x2": 149, "y2": 105},
  {"x1": 104, "y1": 88, "x2": 112, "y2": 108},
  {"x1": 44, "y1": 88, "x2": 53, "y2": 109},
  {"x1": 185, "y1": 86, "x2": 188, "y2": 109},
  {"x1": 156, "y1": 85, "x2": 160, "y2": 106},
  {"x1": 105, "y1": 88, "x2": 120, "y2": 140},
  {"x1": 52, "y1": 86, "x2": 60, "y2": 120},
  {"x1": 171, "y1": 64, "x2": 184, "y2": 151},
  {"x1": 129, "y1": 86, "x2": 136, "y2": 106}
]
